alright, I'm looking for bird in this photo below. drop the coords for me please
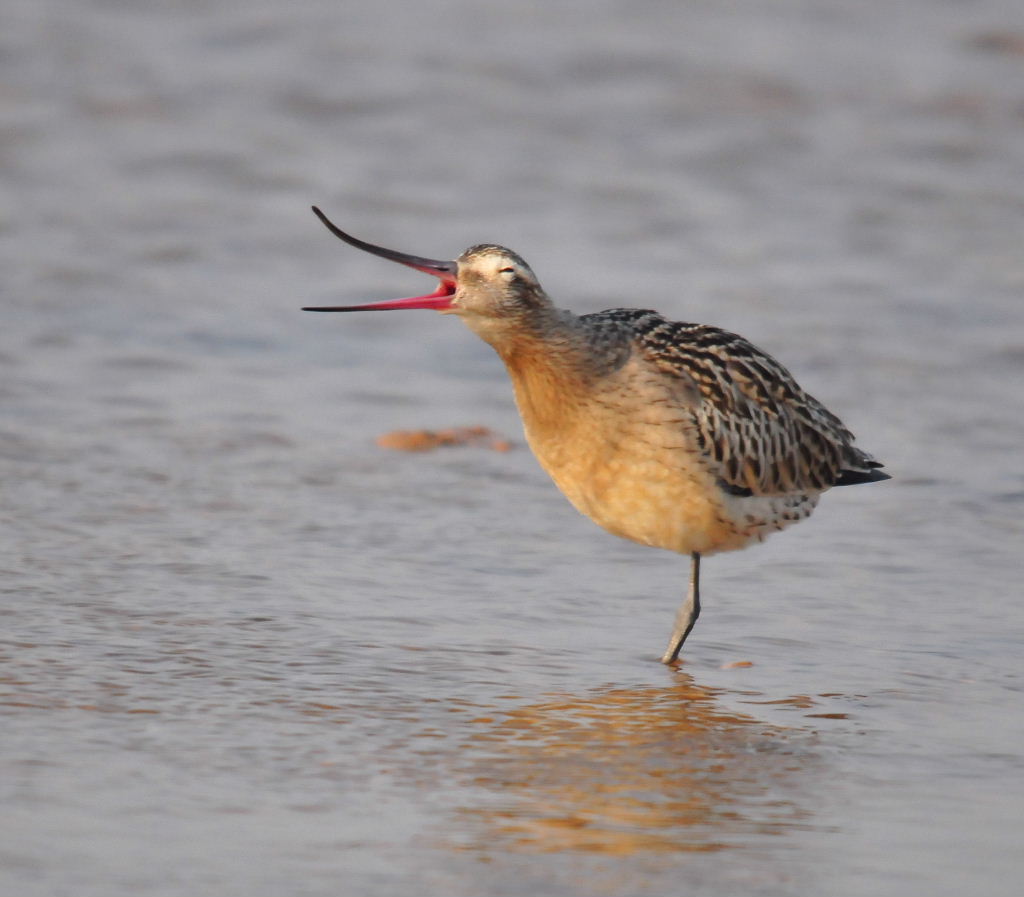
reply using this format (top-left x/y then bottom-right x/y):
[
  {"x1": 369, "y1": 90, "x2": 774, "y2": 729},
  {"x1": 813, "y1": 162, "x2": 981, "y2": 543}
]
[{"x1": 304, "y1": 206, "x2": 890, "y2": 664}]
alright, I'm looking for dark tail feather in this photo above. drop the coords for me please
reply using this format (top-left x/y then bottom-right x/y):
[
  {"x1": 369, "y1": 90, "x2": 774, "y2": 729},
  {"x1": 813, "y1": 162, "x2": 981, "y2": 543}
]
[{"x1": 834, "y1": 467, "x2": 891, "y2": 486}]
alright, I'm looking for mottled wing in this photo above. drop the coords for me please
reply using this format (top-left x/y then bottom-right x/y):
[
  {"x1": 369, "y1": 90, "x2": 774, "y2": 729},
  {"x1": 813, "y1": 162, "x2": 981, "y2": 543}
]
[{"x1": 594, "y1": 310, "x2": 879, "y2": 496}]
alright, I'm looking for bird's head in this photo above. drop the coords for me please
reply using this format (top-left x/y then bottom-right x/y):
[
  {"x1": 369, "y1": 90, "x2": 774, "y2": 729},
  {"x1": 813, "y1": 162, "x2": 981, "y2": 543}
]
[{"x1": 303, "y1": 207, "x2": 550, "y2": 344}]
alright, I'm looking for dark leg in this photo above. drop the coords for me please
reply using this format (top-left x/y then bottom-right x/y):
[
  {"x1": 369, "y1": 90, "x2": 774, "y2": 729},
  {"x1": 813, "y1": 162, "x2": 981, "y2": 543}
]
[{"x1": 660, "y1": 552, "x2": 701, "y2": 664}]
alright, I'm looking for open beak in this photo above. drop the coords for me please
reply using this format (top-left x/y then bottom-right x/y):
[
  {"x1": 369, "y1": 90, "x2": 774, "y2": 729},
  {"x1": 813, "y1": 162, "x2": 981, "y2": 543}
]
[{"x1": 303, "y1": 207, "x2": 458, "y2": 312}]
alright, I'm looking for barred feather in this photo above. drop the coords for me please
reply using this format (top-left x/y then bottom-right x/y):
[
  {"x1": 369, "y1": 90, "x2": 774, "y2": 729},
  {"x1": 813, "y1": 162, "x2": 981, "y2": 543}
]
[{"x1": 579, "y1": 308, "x2": 885, "y2": 497}]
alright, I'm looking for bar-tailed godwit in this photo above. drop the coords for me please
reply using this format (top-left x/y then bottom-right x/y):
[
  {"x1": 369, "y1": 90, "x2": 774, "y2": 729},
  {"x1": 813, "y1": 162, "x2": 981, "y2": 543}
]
[{"x1": 305, "y1": 207, "x2": 889, "y2": 663}]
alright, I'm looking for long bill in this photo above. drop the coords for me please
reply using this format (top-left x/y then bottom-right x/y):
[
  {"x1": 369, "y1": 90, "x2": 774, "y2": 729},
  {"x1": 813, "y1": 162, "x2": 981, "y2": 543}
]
[{"x1": 303, "y1": 207, "x2": 458, "y2": 312}]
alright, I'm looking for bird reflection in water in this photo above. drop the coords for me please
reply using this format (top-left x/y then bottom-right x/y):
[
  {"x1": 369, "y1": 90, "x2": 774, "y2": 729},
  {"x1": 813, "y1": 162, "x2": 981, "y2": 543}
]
[{"x1": 443, "y1": 675, "x2": 819, "y2": 856}]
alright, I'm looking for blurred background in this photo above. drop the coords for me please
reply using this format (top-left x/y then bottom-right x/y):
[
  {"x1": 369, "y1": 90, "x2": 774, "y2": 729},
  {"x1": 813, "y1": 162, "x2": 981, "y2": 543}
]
[{"x1": 2, "y1": 1, "x2": 1023, "y2": 895}]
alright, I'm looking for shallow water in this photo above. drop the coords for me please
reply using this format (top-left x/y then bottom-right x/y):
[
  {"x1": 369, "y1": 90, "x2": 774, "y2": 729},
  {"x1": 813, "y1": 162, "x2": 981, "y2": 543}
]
[{"x1": 3, "y1": 0, "x2": 1024, "y2": 894}]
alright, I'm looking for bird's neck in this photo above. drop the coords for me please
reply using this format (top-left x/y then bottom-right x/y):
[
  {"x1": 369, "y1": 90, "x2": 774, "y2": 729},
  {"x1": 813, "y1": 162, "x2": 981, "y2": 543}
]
[{"x1": 489, "y1": 310, "x2": 605, "y2": 438}]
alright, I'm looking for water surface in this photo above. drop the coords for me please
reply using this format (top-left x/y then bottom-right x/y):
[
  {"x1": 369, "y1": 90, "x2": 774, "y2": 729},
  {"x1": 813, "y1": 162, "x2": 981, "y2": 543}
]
[{"x1": 3, "y1": 1, "x2": 1023, "y2": 894}]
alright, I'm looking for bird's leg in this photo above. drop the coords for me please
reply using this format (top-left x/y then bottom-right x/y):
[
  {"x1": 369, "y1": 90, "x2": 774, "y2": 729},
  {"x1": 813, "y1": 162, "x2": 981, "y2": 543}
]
[{"x1": 661, "y1": 552, "x2": 701, "y2": 664}]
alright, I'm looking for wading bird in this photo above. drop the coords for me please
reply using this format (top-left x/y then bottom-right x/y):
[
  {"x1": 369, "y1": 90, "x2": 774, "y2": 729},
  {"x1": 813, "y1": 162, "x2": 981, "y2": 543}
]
[{"x1": 304, "y1": 207, "x2": 889, "y2": 663}]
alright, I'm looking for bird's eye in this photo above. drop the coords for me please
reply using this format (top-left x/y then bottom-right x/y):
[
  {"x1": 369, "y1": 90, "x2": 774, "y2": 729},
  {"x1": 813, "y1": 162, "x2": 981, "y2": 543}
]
[{"x1": 499, "y1": 266, "x2": 516, "y2": 275}]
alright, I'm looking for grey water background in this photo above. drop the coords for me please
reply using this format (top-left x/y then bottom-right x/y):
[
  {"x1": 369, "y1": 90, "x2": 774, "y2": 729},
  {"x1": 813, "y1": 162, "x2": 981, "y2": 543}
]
[{"x1": 3, "y1": 0, "x2": 1023, "y2": 894}]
